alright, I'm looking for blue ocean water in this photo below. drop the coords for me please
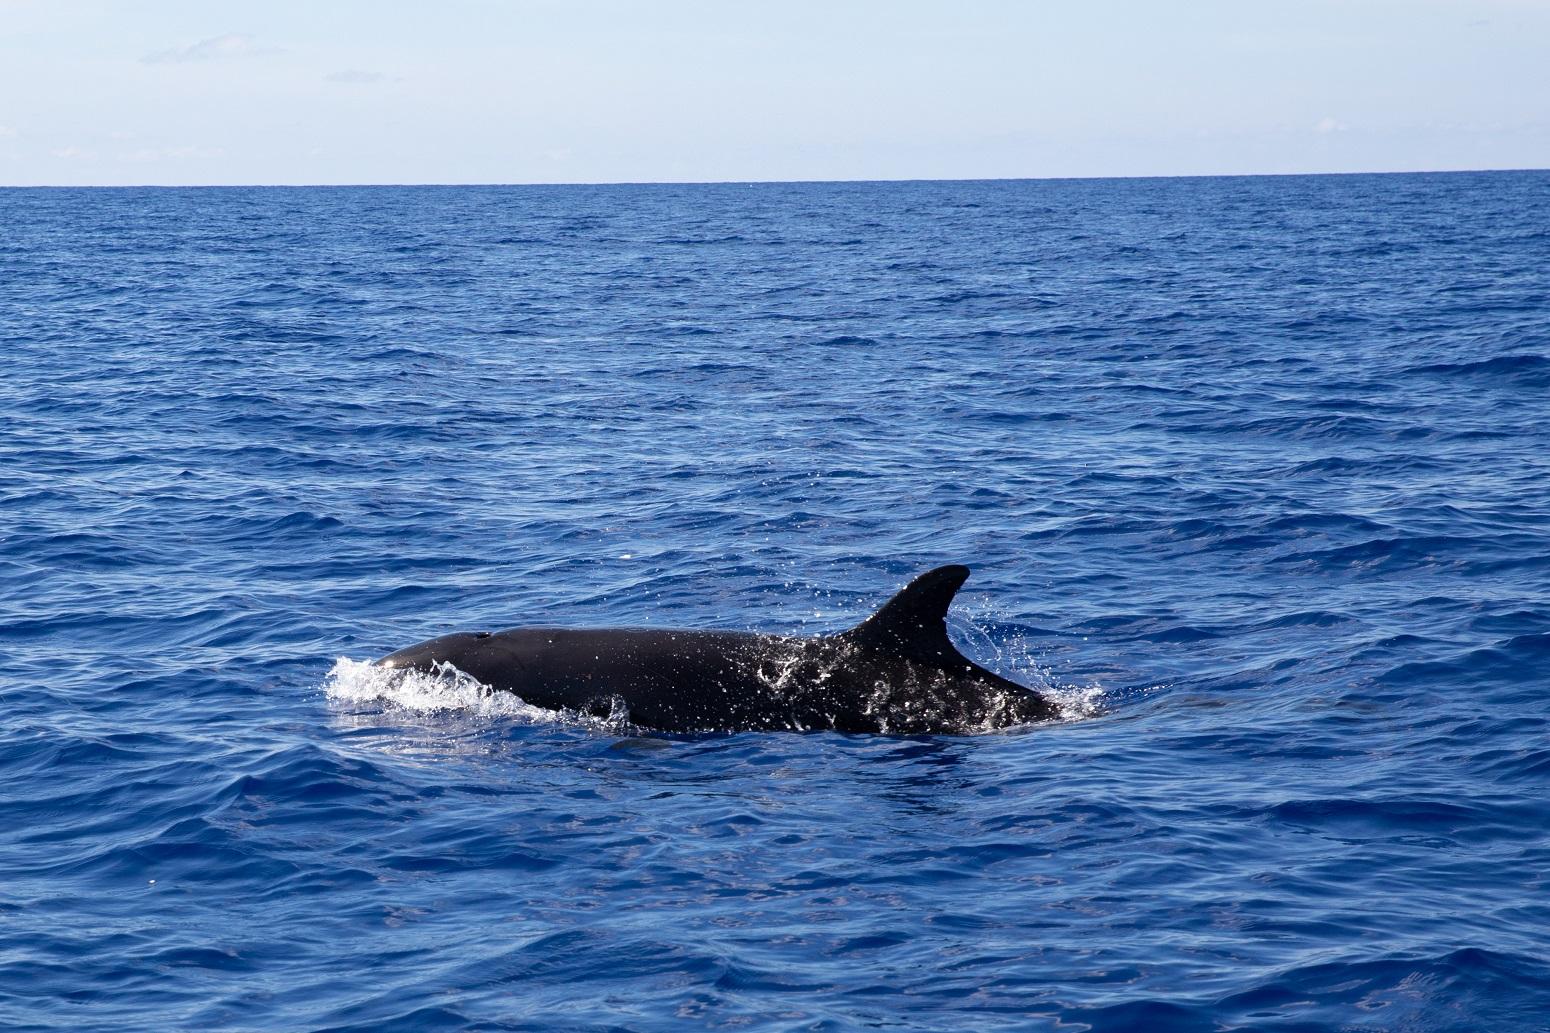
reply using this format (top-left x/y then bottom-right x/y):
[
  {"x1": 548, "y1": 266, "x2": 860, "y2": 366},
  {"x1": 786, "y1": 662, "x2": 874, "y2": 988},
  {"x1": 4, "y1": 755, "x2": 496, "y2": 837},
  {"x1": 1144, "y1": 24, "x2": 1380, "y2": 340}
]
[{"x1": 2, "y1": 172, "x2": 1548, "y2": 1032}]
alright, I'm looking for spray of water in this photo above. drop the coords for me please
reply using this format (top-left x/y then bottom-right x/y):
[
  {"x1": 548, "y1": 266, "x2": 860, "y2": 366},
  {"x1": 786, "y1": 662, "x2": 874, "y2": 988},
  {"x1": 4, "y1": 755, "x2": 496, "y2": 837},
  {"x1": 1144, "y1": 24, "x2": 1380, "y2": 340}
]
[{"x1": 323, "y1": 657, "x2": 636, "y2": 733}]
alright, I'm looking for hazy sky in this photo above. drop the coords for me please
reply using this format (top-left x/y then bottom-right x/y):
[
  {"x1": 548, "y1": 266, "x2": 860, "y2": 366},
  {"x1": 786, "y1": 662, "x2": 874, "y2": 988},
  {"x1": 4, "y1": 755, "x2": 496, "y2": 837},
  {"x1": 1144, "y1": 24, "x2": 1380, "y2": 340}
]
[{"x1": 2, "y1": 0, "x2": 1547, "y2": 185}]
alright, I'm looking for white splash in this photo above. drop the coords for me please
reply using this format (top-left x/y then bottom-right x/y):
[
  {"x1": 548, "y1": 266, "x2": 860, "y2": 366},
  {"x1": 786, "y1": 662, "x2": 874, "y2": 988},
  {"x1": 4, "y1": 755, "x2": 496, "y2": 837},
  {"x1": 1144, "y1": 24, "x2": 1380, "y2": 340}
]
[
  {"x1": 323, "y1": 657, "x2": 552, "y2": 721},
  {"x1": 954, "y1": 615, "x2": 1108, "y2": 727},
  {"x1": 323, "y1": 657, "x2": 637, "y2": 733},
  {"x1": 1046, "y1": 682, "x2": 1107, "y2": 722}
]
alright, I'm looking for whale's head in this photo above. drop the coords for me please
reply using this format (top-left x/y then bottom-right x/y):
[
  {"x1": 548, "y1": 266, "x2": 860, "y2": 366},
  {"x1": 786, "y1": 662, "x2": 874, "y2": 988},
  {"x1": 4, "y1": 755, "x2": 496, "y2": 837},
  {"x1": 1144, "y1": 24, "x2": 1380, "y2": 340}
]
[{"x1": 376, "y1": 631, "x2": 494, "y2": 675}]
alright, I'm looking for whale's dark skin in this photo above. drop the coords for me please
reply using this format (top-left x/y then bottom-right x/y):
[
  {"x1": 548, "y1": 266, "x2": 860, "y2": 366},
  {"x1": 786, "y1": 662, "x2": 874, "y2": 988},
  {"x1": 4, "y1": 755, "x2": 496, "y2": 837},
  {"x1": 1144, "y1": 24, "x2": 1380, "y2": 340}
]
[{"x1": 376, "y1": 565, "x2": 1057, "y2": 734}]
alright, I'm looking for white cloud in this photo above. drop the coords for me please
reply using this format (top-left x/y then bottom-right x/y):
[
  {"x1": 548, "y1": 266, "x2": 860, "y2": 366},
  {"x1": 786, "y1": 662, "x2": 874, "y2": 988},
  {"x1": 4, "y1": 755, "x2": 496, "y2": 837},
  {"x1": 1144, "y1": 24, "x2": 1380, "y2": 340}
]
[
  {"x1": 1313, "y1": 116, "x2": 1349, "y2": 134},
  {"x1": 0, "y1": 125, "x2": 17, "y2": 138},
  {"x1": 142, "y1": 33, "x2": 281, "y2": 64},
  {"x1": 325, "y1": 69, "x2": 387, "y2": 84},
  {"x1": 50, "y1": 145, "x2": 95, "y2": 160},
  {"x1": 121, "y1": 145, "x2": 226, "y2": 162}
]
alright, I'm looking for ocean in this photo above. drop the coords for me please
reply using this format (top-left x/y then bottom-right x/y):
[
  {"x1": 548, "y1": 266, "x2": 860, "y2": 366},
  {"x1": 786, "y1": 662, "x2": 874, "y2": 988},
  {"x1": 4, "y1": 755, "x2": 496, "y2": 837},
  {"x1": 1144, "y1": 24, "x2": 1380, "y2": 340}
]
[{"x1": 2, "y1": 172, "x2": 1547, "y2": 1031}]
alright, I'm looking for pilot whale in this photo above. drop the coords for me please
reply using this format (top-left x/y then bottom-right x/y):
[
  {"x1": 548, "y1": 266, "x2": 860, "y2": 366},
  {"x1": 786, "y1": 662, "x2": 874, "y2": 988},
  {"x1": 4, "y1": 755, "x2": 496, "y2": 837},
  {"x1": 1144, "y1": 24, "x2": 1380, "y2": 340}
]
[{"x1": 376, "y1": 565, "x2": 1056, "y2": 734}]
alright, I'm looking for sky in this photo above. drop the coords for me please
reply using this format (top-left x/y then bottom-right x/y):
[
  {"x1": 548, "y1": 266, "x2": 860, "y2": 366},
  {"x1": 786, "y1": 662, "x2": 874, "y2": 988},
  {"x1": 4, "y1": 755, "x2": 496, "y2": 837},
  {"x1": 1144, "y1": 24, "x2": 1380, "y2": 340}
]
[{"x1": 1, "y1": 0, "x2": 1547, "y2": 185}]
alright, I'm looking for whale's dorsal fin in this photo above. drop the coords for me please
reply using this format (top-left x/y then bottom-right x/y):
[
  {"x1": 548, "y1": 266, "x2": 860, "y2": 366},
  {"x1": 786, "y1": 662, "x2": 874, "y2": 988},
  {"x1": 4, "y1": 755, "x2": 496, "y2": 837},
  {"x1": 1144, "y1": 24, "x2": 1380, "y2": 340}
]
[{"x1": 843, "y1": 564, "x2": 972, "y2": 664}]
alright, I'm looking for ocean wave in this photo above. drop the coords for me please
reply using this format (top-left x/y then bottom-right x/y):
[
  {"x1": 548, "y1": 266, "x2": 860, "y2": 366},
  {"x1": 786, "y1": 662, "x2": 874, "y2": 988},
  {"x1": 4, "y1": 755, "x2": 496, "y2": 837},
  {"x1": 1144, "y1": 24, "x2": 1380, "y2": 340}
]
[{"x1": 1403, "y1": 353, "x2": 1550, "y2": 386}]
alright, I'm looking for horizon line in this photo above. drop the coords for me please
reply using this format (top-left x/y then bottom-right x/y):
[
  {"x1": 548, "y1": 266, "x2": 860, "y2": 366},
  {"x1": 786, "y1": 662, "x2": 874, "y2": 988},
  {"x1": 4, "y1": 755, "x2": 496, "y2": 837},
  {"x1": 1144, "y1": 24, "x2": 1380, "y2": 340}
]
[{"x1": 2, "y1": 166, "x2": 1546, "y2": 190}]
